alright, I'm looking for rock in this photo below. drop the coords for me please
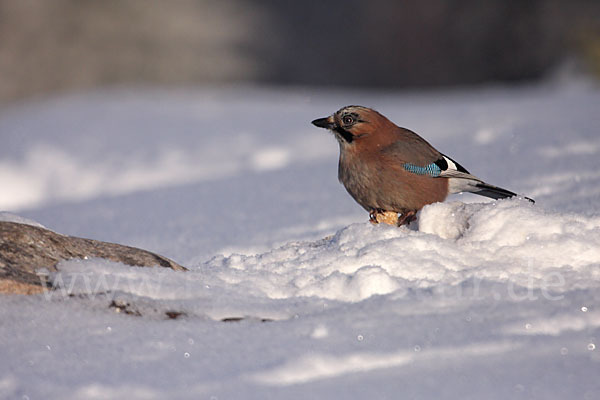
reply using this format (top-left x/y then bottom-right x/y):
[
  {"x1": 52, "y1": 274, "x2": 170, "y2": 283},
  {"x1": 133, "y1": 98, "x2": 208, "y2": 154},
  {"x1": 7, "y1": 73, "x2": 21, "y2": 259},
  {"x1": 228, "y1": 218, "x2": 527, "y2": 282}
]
[{"x1": 0, "y1": 221, "x2": 186, "y2": 295}]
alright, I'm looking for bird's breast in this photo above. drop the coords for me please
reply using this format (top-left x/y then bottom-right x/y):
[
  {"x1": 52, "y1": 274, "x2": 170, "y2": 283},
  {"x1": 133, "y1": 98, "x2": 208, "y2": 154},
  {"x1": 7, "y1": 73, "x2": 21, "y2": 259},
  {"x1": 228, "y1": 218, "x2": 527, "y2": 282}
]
[
  {"x1": 338, "y1": 150, "x2": 383, "y2": 211},
  {"x1": 337, "y1": 147, "x2": 450, "y2": 212}
]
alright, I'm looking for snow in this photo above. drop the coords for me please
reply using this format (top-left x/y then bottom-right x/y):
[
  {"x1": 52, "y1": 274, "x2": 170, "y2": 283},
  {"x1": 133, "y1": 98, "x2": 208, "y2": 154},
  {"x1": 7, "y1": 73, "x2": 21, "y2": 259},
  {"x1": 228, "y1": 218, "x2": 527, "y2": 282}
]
[
  {"x1": 1, "y1": 81, "x2": 600, "y2": 399},
  {"x1": 0, "y1": 212, "x2": 46, "y2": 228}
]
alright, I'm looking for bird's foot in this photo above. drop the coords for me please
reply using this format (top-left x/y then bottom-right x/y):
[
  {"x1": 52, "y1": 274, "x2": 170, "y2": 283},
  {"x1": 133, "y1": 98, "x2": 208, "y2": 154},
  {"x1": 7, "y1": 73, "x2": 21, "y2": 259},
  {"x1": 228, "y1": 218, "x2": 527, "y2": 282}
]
[
  {"x1": 369, "y1": 209, "x2": 381, "y2": 224},
  {"x1": 369, "y1": 209, "x2": 401, "y2": 226},
  {"x1": 397, "y1": 210, "x2": 417, "y2": 226}
]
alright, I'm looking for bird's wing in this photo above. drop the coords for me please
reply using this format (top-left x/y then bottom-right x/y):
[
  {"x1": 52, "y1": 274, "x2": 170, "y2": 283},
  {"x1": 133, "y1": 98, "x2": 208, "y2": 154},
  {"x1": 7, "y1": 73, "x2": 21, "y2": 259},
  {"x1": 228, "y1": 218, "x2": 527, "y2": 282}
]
[
  {"x1": 379, "y1": 127, "x2": 442, "y2": 166},
  {"x1": 436, "y1": 154, "x2": 481, "y2": 181},
  {"x1": 380, "y1": 130, "x2": 480, "y2": 180},
  {"x1": 381, "y1": 138, "x2": 533, "y2": 202},
  {"x1": 431, "y1": 154, "x2": 531, "y2": 201}
]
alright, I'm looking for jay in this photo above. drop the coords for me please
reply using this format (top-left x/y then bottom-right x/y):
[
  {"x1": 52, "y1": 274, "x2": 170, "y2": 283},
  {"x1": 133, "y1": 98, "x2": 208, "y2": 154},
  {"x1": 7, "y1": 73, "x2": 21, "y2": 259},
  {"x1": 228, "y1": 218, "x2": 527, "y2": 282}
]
[{"x1": 312, "y1": 105, "x2": 533, "y2": 226}]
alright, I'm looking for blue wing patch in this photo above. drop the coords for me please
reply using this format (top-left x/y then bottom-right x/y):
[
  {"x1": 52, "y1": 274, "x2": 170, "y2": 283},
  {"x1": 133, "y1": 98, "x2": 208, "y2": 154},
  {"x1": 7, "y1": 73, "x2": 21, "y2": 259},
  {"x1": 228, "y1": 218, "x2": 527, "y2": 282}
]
[{"x1": 403, "y1": 162, "x2": 442, "y2": 177}]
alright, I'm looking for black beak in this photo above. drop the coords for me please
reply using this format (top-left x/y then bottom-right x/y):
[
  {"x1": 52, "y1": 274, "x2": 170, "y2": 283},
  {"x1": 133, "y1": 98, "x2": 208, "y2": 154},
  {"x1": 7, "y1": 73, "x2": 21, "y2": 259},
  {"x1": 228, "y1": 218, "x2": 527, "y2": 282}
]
[{"x1": 311, "y1": 116, "x2": 335, "y2": 129}]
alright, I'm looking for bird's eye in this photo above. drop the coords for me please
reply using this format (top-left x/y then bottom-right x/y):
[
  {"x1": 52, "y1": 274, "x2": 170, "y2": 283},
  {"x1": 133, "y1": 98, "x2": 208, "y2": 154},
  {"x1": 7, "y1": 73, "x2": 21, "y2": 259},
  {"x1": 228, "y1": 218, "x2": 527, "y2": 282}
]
[{"x1": 342, "y1": 115, "x2": 355, "y2": 126}]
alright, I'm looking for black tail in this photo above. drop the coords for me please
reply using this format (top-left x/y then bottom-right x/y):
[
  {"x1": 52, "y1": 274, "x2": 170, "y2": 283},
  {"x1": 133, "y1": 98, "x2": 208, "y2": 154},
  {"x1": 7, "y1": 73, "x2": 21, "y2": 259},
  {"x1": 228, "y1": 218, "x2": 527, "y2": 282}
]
[{"x1": 474, "y1": 183, "x2": 535, "y2": 203}]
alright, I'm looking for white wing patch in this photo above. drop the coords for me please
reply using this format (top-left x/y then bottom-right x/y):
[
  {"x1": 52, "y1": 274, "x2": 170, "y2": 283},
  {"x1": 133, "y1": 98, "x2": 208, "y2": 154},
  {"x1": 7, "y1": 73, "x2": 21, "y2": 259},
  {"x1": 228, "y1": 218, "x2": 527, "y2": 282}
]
[
  {"x1": 443, "y1": 155, "x2": 458, "y2": 171},
  {"x1": 438, "y1": 155, "x2": 484, "y2": 194}
]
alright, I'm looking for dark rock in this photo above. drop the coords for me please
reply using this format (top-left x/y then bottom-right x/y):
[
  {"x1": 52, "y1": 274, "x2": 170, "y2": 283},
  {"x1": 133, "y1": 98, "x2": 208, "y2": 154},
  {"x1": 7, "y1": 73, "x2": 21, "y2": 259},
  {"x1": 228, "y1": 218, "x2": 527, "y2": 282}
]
[
  {"x1": 109, "y1": 300, "x2": 143, "y2": 317},
  {"x1": 0, "y1": 221, "x2": 186, "y2": 295},
  {"x1": 221, "y1": 317, "x2": 274, "y2": 323},
  {"x1": 165, "y1": 310, "x2": 187, "y2": 320}
]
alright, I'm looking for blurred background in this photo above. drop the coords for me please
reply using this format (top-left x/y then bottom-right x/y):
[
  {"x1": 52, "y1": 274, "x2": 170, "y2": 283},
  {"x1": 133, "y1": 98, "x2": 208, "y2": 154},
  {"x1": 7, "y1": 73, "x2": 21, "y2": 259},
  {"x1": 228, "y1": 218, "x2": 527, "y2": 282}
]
[
  {"x1": 2, "y1": 0, "x2": 600, "y2": 254},
  {"x1": 1, "y1": 0, "x2": 600, "y2": 104}
]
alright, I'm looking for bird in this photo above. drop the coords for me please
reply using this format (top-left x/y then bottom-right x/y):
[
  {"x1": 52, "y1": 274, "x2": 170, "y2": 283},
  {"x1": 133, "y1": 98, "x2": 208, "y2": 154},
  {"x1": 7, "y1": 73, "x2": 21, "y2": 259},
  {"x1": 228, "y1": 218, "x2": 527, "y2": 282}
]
[{"x1": 311, "y1": 105, "x2": 534, "y2": 226}]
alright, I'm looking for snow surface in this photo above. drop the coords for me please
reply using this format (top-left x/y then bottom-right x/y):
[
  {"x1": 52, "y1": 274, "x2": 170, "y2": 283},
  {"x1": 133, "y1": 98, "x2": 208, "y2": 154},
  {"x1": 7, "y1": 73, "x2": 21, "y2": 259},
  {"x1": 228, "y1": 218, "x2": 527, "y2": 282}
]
[{"x1": 1, "y1": 81, "x2": 600, "y2": 399}]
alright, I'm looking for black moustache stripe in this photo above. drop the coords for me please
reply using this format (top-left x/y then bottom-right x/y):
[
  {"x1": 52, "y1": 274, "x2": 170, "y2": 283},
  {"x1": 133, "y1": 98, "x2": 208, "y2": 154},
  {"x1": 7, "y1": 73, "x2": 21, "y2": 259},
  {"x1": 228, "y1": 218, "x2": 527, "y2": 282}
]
[{"x1": 334, "y1": 126, "x2": 354, "y2": 143}]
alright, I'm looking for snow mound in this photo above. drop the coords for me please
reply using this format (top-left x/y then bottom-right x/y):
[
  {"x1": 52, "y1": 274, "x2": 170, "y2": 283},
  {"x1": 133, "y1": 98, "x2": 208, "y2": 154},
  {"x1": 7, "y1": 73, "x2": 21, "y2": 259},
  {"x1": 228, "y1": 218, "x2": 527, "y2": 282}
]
[{"x1": 191, "y1": 199, "x2": 599, "y2": 303}]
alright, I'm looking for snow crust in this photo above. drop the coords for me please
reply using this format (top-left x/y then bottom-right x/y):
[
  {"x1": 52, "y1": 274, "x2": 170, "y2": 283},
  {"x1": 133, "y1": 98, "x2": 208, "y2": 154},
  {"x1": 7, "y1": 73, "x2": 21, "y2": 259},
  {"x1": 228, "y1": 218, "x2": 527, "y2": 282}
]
[
  {"x1": 0, "y1": 211, "x2": 46, "y2": 228},
  {"x1": 1, "y1": 82, "x2": 599, "y2": 399}
]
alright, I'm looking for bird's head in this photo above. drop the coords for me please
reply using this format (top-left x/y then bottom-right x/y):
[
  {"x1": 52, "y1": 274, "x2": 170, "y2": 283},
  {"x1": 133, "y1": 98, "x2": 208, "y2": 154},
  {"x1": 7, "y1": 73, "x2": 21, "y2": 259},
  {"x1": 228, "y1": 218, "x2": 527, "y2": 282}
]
[{"x1": 311, "y1": 105, "x2": 386, "y2": 145}]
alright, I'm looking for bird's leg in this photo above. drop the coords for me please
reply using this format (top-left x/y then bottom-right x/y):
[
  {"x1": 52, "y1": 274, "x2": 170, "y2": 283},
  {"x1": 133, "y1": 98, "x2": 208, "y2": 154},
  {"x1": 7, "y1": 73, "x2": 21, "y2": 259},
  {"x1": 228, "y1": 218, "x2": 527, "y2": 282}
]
[
  {"x1": 397, "y1": 210, "x2": 417, "y2": 226},
  {"x1": 369, "y1": 209, "x2": 383, "y2": 224}
]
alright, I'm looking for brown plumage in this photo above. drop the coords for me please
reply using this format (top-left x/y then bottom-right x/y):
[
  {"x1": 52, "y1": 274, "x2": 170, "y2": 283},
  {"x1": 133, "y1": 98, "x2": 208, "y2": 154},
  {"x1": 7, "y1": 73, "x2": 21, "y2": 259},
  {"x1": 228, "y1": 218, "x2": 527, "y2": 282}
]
[{"x1": 312, "y1": 105, "x2": 533, "y2": 226}]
